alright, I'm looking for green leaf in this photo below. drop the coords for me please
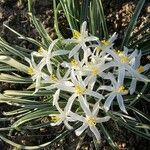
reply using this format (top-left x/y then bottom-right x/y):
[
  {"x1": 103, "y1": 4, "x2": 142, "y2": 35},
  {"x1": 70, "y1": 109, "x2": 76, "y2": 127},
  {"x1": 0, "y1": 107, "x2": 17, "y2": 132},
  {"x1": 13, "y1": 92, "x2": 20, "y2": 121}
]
[
  {"x1": 100, "y1": 123, "x2": 118, "y2": 150},
  {"x1": 3, "y1": 24, "x2": 44, "y2": 47},
  {"x1": 53, "y1": 0, "x2": 64, "y2": 39},
  {"x1": 122, "y1": 0, "x2": 145, "y2": 47},
  {"x1": 0, "y1": 73, "x2": 32, "y2": 83},
  {"x1": 0, "y1": 123, "x2": 80, "y2": 150},
  {"x1": 129, "y1": 21, "x2": 150, "y2": 42},
  {"x1": 30, "y1": 15, "x2": 53, "y2": 48},
  {"x1": 0, "y1": 38, "x2": 27, "y2": 58},
  {"x1": 11, "y1": 108, "x2": 52, "y2": 128},
  {"x1": 0, "y1": 56, "x2": 28, "y2": 73}
]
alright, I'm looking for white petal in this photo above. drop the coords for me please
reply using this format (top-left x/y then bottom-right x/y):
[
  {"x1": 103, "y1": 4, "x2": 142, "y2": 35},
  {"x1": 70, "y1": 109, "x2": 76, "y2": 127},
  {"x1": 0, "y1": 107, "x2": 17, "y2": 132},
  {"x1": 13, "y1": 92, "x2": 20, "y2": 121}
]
[
  {"x1": 48, "y1": 39, "x2": 59, "y2": 53},
  {"x1": 85, "y1": 36, "x2": 98, "y2": 42},
  {"x1": 79, "y1": 96, "x2": 91, "y2": 116},
  {"x1": 116, "y1": 94, "x2": 128, "y2": 114},
  {"x1": 53, "y1": 89, "x2": 60, "y2": 106},
  {"x1": 52, "y1": 50, "x2": 69, "y2": 57},
  {"x1": 98, "y1": 85, "x2": 113, "y2": 92},
  {"x1": 118, "y1": 67, "x2": 125, "y2": 84},
  {"x1": 69, "y1": 44, "x2": 81, "y2": 58},
  {"x1": 90, "y1": 126, "x2": 101, "y2": 141},
  {"x1": 86, "y1": 90, "x2": 104, "y2": 100},
  {"x1": 69, "y1": 111, "x2": 84, "y2": 122},
  {"x1": 108, "y1": 32, "x2": 118, "y2": 43},
  {"x1": 64, "y1": 94, "x2": 77, "y2": 113},
  {"x1": 129, "y1": 79, "x2": 137, "y2": 95},
  {"x1": 104, "y1": 93, "x2": 116, "y2": 112},
  {"x1": 96, "y1": 116, "x2": 110, "y2": 123},
  {"x1": 92, "y1": 102, "x2": 100, "y2": 116},
  {"x1": 75, "y1": 124, "x2": 88, "y2": 136},
  {"x1": 64, "y1": 120, "x2": 73, "y2": 130}
]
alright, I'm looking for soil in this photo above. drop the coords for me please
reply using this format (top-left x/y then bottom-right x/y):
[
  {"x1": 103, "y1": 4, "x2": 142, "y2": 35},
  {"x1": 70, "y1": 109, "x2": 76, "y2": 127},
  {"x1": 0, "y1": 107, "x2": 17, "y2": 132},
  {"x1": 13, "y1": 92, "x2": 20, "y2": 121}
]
[{"x1": 0, "y1": 0, "x2": 150, "y2": 149}]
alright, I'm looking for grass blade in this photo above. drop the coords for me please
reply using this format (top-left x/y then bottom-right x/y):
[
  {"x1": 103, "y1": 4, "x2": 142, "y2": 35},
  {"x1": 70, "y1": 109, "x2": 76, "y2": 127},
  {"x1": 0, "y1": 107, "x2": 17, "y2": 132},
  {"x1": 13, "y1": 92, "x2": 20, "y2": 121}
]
[{"x1": 122, "y1": 0, "x2": 145, "y2": 47}]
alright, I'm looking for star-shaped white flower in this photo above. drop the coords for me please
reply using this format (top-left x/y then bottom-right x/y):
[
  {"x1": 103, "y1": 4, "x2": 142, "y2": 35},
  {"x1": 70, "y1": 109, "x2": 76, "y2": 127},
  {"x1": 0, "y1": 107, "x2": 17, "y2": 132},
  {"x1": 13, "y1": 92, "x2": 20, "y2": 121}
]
[
  {"x1": 98, "y1": 73, "x2": 128, "y2": 114},
  {"x1": 64, "y1": 21, "x2": 98, "y2": 59},
  {"x1": 69, "y1": 97, "x2": 110, "y2": 141}
]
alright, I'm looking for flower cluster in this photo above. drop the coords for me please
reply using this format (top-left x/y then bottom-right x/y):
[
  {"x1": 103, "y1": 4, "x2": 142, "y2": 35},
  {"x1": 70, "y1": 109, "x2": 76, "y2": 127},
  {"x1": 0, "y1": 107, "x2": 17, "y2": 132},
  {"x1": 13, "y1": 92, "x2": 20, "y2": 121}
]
[{"x1": 25, "y1": 21, "x2": 149, "y2": 141}]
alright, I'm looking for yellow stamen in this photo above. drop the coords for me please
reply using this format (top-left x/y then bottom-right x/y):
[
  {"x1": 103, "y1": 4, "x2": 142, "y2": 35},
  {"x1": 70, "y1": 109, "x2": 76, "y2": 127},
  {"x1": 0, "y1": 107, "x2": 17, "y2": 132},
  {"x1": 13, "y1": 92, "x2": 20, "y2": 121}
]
[
  {"x1": 86, "y1": 116, "x2": 96, "y2": 126},
  {"x1": 91, "y1": 67, "x2": 99, "y2": 76},
  {"x1": 74, "y1": 84, "x2": 85, "y2": 95},
  {"x1": 101, "y1": 40, "x2": 111, "y2": 46},
  {"x1": 73, "y1": 30, "x2": 81, "y2": 39},
  {"x1": 51, "y1": 115, "x2": 60, "y2": 123},
  {"x1": 50, "y1": 74, "x2": 57, "y2": 81},
  {"x1": 27, "y1": 67, "x2": 34, "y2": 75},
  {"x1": 137, "y1": 66, "x2": 145, "y2": 73},
  {"x1": 117, "y1": 85, "x2": 128, "y2": 94},
  {"x1": 96, "y1": 46, "x2": 102, "y2": 52},
  {"x1": 38, "y1": 47, "x2": 44, "y2": 54},
  {"x1": 115, "y1": 51, "x2": 129, "y2": 64},
  {"x1": 71, "y1": 59, "x2": 78, "y2": 67}
]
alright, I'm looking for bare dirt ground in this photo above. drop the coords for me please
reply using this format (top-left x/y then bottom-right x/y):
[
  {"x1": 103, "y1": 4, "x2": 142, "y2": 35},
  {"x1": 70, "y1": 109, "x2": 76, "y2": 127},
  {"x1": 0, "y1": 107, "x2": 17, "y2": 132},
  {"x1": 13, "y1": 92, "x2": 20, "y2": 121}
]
[{"x1": 0, "y1": 0, "x2": 150, "y2": 149}]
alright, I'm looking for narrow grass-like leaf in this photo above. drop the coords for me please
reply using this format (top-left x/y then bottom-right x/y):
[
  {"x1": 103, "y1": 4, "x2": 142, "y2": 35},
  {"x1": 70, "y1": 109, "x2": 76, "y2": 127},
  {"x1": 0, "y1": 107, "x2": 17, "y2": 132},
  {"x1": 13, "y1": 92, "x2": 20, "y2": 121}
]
[
  {"x1": 0, "y1": 39, "x2": 26, "y2": 58},
  {"x1": 119, "y1": 120, "x2": 150, "y2": 140},
  {"x1": 0, "y1": 123, "x2": 80, "y2": 150},
  {"x1": 0, "y1": 73, "x2": 32, "y2": 83},
  {"x1": 0, "y1": 64, "x2": 16, "y2": 71},
  {"x1": 129, "y1": 21, "x2": 150, "y2": 42},
  {"x1": 130, "y1": 33, "x2": 150, "y2": 48},
  {"x1": 3, "y1": 108, "x2": 31, "y2": 116},
  {"x1": 3, "y1": 24, "x2": 44, "y2": 47},
  {"x1": 30, "y1": 15, "x2": 53, "y2": 47},
  {"x1": 4, "y1": 90, "x2": 54, "y2": 97},
  {"x1": 96, "y1": 0, "x2": 108, "y2": 38},
  {"x1": 80, "y1": 0, "x2": 89, "y2": 23},
  {"x1": 0, "y1": 94, "x2": 50, "y2": 105},
  {"x1": 127, "y1": 106, "x2": 150, "y2": 122},
  {"x1": 100, "y1": 123, "x2": 118, "y2": 150},
  {"x1": 122, "y1": 0, "x2": 145, "y2": 47},
  {"x1": 11, "y1": 108, "x2": 52, "y2": 128},
  {"x1": 0, "y1": 56, "x2": 28, "y2": 73},
  {"x1": 53, "y1": 0, "x2": 64, "y2": 39}
]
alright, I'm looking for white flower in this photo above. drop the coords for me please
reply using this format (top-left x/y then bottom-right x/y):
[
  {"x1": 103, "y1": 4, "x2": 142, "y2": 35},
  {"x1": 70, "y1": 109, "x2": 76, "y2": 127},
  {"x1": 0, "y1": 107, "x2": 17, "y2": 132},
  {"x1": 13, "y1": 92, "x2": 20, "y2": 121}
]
[
  {"x1": 106, "y1": 47, "x2": 149, "y2": 82},
  {"x1": 25, "y1": 56, "x2": 46, "y2": 93},
  {"x1": 64, "y1": 21, "x2": 98, "y2": 59},
  {"x1": 42, "y1": 66, "x2": 71, "y2": 91},
  {"x1": 32, "y1": 39, "x2": 69, "y2": 74},
  {"x1": 83, "y1": 54, "x2": 116, "y2": 89},
  {"x1": 57, "y1": 70, "x2": 104, "y2": 113},
  {"x1": 98, "y1": 73, "x2": 128, "y2": 114},
  {"x1": 50, "y1": 90, "x2": 73, "y2": 129},
  {"x1": 129, "y1": 52, "x2": 150, "y2": 94},
  {"x1": 69, "y1": 97, "x2": 110, "y2": 141},
  {"x1": 61, "y1": 53, "x2": 85, "y2": 75}
]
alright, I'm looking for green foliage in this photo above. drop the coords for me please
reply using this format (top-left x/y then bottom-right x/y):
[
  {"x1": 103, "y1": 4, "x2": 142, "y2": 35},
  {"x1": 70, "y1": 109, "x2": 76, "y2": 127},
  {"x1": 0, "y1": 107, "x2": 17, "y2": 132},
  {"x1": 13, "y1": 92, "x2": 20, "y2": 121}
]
[{"x1": 0, "y1": 0, "x2": 149, "y2": 149}]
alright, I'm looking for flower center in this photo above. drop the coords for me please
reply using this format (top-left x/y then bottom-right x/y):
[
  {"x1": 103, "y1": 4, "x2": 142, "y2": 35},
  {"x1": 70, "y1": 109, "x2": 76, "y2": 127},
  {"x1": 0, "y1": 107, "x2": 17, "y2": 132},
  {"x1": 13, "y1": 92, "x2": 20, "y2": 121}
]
[
  {"x1": 137, "y1": 66, "x2": 145, "y2": 73},
  {"x1": 91, "y1": 67, "x2": 99, "y2": 76},
  {"x1": 101, "y1": 40, "x2": 111, "y2": 46},
  {"x1": 51, "y1": 115, "x2": 60, "y2": 123},
  {"x1": 96, "y1": 46, "x2": 102, "y2": 52},
  {"x1": 115, "y1": 50, "x2": 129, "y2": 64},
  {"x1": 86, "y1": 116, "x2": 96, "y2": 126},
  {"x1": 71, "y1": 59, "x2": 78, "y2": 67},
  {"x1": 117, "y1": 85, "x2": 128, "y2": 94},
  {"x1": 74, "y1": 84, "x2": 85, "y2": 95},
  {"x1": 73, "y1": 30, "x2": 81, "y2": 39},
  {"x1": 38, "y1": 47, "x2": 44, "y2": 54},
  {"x1": 27, "y1": 67, "x2": 34, "y2": 75},
  {"x1": 50, "y1": 74, "x2": 57, "y2": 81}
]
